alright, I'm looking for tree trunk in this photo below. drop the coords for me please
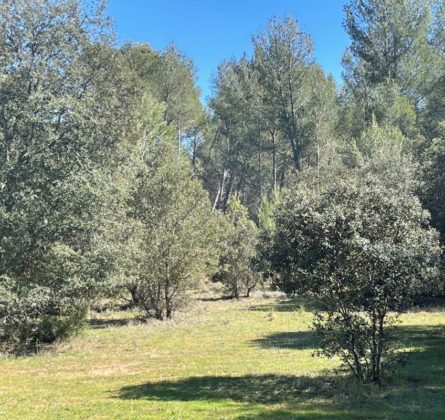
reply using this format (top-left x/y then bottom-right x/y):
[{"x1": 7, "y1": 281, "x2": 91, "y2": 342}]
[
  {"x1": 271, "y1": 130, "x2": 277, "y2": 193},
  {"x1": 154, "y1": 304, "x2": 164, "y2": 320},
  {"x1": 292, "y1": 140, "x2": 302, "y2": 171},
  {"x1": 129, "y1": 286, "x2": 140, "y2": 307},
  {"x1": 221, "y1": 174, "x2": 234, "y2": 211},
  {"x1": 246, "y1": 284, "x2": 255, "y2": 297},
  {"x1": 213, "y1": 169, "x2": 226, "y2": 211},
  {"x1": 373, "y1": 313, "x2": 386, "y2": 385},
  {"x1": 191, "y1": 135, "x2": 197, "y2": 170}
]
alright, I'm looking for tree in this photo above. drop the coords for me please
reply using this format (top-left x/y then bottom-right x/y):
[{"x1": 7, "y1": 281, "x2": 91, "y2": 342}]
[
  {"x1": 352, "y1": 118, "x2": 412, "y2": 165},
  {"x1": 0, "y1": 0, "x2": 134, "y2": 351},
  {"x1": 256, "y1": 191, "x2": 281, "y2": 287},
  {"x1": 272, "y1": 172, "x2": 442, "y2": 383},
  {"x1": 344, "y1": 0, "x2": 431, "y2": 89},
  {"x1": 202, "y1": 17, "x2": 339, "y2": 216},
  {"x1": 207, "y1": 58, "x2": 262, "y2": 212},
  {"x1": 419, "y1": 122, "x2": 445, "y2": 245},
  {"x1": 341, "y1": 0, "x2": 438, "y2": 143},
  {"x1": 254, "y1": 16, "x2": 313, "y2": 171},
  {"x1": 122, "y1": 43, "x2": 204, "y2": 133},
  {"x1": 126, "y1": 95, "x2": 220, "y2": 320},
  {"x1": 215, "y1": 197, "x2": 260, "y2": 298}
]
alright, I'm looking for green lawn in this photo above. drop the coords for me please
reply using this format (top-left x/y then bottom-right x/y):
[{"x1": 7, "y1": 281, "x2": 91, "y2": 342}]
[{"x1": 0, "y1": 294, "x2": 444, "y2": 419}]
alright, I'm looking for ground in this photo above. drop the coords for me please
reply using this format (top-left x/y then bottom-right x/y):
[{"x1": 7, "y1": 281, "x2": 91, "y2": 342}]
[{"x1": 0, "y1": 293, "x2": 444, "y2": 419}]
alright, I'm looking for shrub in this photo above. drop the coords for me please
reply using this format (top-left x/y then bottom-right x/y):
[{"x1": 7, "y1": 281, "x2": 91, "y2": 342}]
[
  {"x1": 125, "y1": 97, "x2": 221, "y2": 320},
  {"x1": 272, "y1": 174, "x2": 442, "y2": 383},
  {"x1": 215, "y1": 198, "x2": 260, "y2": 298}
]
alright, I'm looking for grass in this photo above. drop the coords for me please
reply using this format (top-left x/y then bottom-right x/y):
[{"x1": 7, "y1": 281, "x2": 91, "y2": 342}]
[{"x1": 0, "y1": 293, "x2": 444, "y2": 419}]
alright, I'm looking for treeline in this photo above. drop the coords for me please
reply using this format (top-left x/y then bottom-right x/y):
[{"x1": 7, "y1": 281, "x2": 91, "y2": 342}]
[
  {"x1": 0, "y1": 0, "x2": 444, "y2": 385},
  {"x1": 202, "y1": 3, "x2": 445, "y2": 225}
]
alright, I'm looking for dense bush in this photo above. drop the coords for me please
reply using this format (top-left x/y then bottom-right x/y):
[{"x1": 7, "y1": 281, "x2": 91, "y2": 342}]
[
  {"x1": 272, "y1": 174, "x2": 442, "y2": 383},
  {"x1": 420, "y1": 123, "x2": 445, "y2": 244},
  {"x1": 214, "y1": 198, "x2": 260, "y2": 298},
  {"x1": 0, "y1": 0, "x2": 135, "y2": 351}
]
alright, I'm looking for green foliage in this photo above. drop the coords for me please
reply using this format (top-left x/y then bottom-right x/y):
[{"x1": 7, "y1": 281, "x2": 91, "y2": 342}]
[
  {"x1": 215, "y1": 197, "x2": 260, "y2": 298},
  {"x1": 355, "y1": 120, "x2": 411, "y2": 162},
  {"x1": 124, "y1": 95, "x2": 221, "y2": 319},
  {"x1": 272, "y1": 173, "x2": 442, "y2": 383},
  {"x1": 344, "y1": 0, "x2": 432, "y2": 88},
  {"x1": 419, "y1": 122, "x2": 445, "y2": 244},
  {"x1": 204, "y1": 16, "x2": 340, "y2": 215},
  {"x1": 0, "y1": 0, "x2": 134, "y2": 351},
  {"x1": 121, "y1": 43, "x2": 204, "y2": 132},
  {"x1": 253, "y1": 16, "x2": 314, "y2": 172},
  {"x1": 341, "y1": 0, "x2": 442, "y2": 142},
  {"x1": 258, "y1": 191, "x2": 281, "y2": 232}
]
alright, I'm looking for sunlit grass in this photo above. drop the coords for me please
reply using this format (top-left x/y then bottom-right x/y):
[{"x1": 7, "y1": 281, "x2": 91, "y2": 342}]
[{"x1": 0, "y1": 293, "x2": 444, "y2": 419}]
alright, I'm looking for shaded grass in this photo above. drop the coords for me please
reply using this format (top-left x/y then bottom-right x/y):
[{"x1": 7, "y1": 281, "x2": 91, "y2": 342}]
[
  {"x1": 0, "y1": 294, "x2": 443, "y2": 419},
  {"x1": 251, "y1": 331, "x2": 318, "y2": 349}
]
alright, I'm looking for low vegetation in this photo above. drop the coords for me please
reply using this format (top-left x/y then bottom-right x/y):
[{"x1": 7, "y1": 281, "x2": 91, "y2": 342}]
[{"x1": 0, "y1": 293, "x2": 443, "y2": 419}]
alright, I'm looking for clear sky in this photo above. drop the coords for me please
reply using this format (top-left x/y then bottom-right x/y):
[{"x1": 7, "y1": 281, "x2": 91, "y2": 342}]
[{"x1": 106, "y1": 0, "x2": 349, "y2": 103}]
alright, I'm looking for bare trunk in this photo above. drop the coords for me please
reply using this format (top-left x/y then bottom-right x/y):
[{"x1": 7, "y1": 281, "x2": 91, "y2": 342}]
[
  {"x1": 213, "y1": 169, "x2": 226, "y2": 211},
  {"x1": 129, "y1": 286, "x2": 140, "y2": 307},
  {"x1": 292, "y1": 141, "x2": 302, "y2": 171},
  {"x1": 246, "y1": 284, "x2": 255, "y2": 297},
  {"x1": 271, "y1": 130, "x2": 277, "y2": 192},
  {"x1": 279, "y1": 164, "x2": 287, "y2": 189},
  {"x1": 191, "y1": 135, "x2": 197, "y2": 169},
  {"x1": 258, "y1": 136, "x2": 262, "y2": 201},
  {"x1": 222, "y1": 174, "x2": 234, "y2": 211}
]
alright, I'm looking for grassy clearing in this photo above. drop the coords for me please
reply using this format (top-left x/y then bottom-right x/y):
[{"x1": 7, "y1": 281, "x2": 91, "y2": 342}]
[{"x1": 0, "y1": 293, "x2": 444, "y2": 419}]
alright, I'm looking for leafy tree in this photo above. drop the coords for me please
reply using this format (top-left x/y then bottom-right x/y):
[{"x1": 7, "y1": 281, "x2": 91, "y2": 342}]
[
  {"x1": 253, "y1": 16, "x2": 313, "y2": 171},
  {"x1": 122, "y1": 43, "x2": 204, "y2": 133},
  {"x1": 419, "y1": 122, "x2": 445, "y2": 245},
  {"x1": 202, "y1": 17, "x2": 339, "y2": 216},
  {"x1": 272, "y1": 173, "x2": 442, "y2": 383},
  {"x1": 341, "y1": 0, "x2": 440, "y2": 143},
  {"x1": 207, "y1": 58, "x2": 262, "y2": 211},
  {"x1": 302, "y1": 67, "x2": 339, "y2": 169},
  {"x1": 215, "y1": 197, "x2": 260, "y2": 298},
  {"x1": 349, "y1": 119, "x2": 412, "y2": 165},
  {"x1": 152, "y1": 45, "x2": 204, "y2": 132},
  {"x1": 344, "y1": 0, "x2": 431, "y2": 89},
  {"x1": 0, "y1": 0, "x2": 134, "y2": 351},
  {"x1": 421, "y1": 2, "x2": 445, "y2": 136},
  {"x1": 256, "y1": 192, "x2": 281, "y2": 286},
  {"x1": 126, "y1": 95, "x2": 220, "y2": 320}
]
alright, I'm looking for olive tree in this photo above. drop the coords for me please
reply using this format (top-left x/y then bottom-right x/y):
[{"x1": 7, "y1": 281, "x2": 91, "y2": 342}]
[{"x1": 272, "y1": 174, "x2": 442, "y2": 383}]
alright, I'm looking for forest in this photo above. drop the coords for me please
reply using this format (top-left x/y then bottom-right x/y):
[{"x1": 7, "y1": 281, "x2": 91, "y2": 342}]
[{"x1": 0, "y1": 0, "x2": 444, "y2": 418}]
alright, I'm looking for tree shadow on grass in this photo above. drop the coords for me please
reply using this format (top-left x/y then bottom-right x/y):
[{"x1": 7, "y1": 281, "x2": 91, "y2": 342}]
[
  {"x1": 115, "y1": 324, "x2": 445, "y2": 418},
  {"x1": 198, "y1": 295, "x2": 234, "y2": 302},
  {"x1": 117, "y1": 374, "x2": 339, "y2": 405},
  {"x1": 374, "y1": 324, "x2": 445, "y2": 418},
  {"x1": 251, "y1": 331, "x2": 318, "y2": 350},
  {"x1": 248, "y1": 298, "x2": 321, "y2": 313},
  {"x1": 88, "y1": 318, "x2": 143, "y2": 329},
  {"x1": 115, "y1": 374, "x2": 382, "y2": 419},
  {"x1": 393, "y1": 324, "x2": 445, "y2": 383}
]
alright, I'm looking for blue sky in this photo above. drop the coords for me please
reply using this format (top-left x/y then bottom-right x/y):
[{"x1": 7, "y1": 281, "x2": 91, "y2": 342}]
[{"x1": 107, "y1": 0, "x2": 349, "y2": 103}]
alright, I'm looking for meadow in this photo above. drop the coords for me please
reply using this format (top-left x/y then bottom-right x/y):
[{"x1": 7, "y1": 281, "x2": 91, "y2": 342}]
[{"x1": 0, "y1": 293, "x2": 443, "y2": 419}]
